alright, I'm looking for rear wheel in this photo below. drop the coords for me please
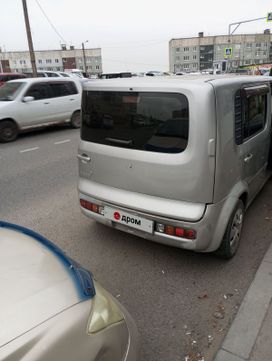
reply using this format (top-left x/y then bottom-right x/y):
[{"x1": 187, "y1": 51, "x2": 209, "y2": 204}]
[
  {"x1": 0, "y1": 120, "x2": 18, "y2": 143},
  {"x1": 70, "y1": 111, "x2": 81, "y2": 129},
  {"x1": 216, "y1": 200, "x2": 244, "y2": 259}
]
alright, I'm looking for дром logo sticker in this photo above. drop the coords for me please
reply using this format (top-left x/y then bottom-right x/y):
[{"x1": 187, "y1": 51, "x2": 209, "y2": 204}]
[{"x1": 114, "y1": 211, "x2": 120, "y2": 220}]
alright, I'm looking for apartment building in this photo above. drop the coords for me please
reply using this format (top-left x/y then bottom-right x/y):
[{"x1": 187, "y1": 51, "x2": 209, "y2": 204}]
[
  {"x1": 0, "y1": 45, "x2": 102, "y2": 75},
  {"x1": 169, "y1": 31, "x2": 272, "y2": 73}
]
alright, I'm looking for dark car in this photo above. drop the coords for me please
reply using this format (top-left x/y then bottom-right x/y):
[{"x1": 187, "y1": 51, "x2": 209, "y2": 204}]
[{"x1": 0, "y1": 73, "x2": 27, "y2": 87}]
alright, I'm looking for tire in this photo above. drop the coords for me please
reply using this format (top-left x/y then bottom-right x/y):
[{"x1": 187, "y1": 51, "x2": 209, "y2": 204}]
[
  {"x1": 0, "y1": 120, "x2": 18, "y2": 143},
  {"x1": 216, "y1": 200, "x2": 245, "y2": 259},
  {"x1": 70, "y1": 111, "x2": 81, "y2": 129}
]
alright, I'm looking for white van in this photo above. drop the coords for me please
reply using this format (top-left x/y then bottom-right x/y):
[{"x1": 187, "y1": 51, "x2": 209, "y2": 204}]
[
  {"x1": 0, "y1": 78, "x2": 81, "y2": 142},
  {"x1": 78, "y1": 75, "x2": 272, "y2": 258}
]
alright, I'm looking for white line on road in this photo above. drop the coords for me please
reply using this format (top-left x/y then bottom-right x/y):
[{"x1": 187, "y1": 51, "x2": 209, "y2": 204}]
[
  {"x1": 54, "y1": 139, "x2": 71, "y2": 145},
  {"x1": 19, "y1": 147, "x2": 40, "y2": 153}
]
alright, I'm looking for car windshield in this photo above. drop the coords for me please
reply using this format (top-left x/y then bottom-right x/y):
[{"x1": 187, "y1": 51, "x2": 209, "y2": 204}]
[{"x1": 0, "y1": 82, "x2": 26, "y2": 101}]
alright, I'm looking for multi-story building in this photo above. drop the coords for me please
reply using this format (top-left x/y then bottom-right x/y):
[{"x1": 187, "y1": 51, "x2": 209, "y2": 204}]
[
  {"x1": 0, "y1": 45, "x2": 102, "y2": 75},
  {"x1": 169, "y1": 31, "x2": 272, "y2": 73}
]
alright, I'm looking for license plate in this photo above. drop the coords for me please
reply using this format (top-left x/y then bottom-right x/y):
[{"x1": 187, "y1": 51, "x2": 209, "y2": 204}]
[{"x1": 104, "y1": 207, "x2": 154, "y2": 233}]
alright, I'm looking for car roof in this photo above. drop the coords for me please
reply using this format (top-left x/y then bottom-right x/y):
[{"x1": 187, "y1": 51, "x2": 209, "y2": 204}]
[
  {"x1": 83, "y1": 74, "x2": 268, "y2": 91},
  {"x1": 8, "y1": 77, "x2": 78, "y2": 84},
  {"x1": 0, "y1": 73, "x2": 26, "y2": 76},
  {"x1": 0, "y1": 222, "x2": 95, "y2": 347}
]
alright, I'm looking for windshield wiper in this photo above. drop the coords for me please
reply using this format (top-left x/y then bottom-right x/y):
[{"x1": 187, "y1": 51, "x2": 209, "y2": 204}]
[{"x1": 105, "y1": 137, "x2": 133, "y2": 147}]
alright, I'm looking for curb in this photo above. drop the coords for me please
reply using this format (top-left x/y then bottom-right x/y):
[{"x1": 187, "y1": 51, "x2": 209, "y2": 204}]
[{"x1": 214, "y1": 243, "x2": 272, "y2": 361}]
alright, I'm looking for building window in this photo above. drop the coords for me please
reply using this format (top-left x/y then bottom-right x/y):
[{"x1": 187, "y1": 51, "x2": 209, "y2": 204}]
[
  {"x1": 193, "y1": 47, "x2": 197, "y2": 52},
  {"x1": 19, "y1": 60, "x2": 26, "y2": 65},
  {"x1": 46, "y1": 59, "x2": 52, "y2": 63},
  {"x1": 38, "y1": 59, "x2": 42, "y2": 64},
  {"x1": 184, "y1": 56, "x2": 189, "y2": 61},
  {"x1": 55, "y1": 59, "x2": 59, "y2": 63},
  {"x1": 193, "y1": 55, "x2": 197, "y2": 60},
  {"x1": 245, "y1": 60, "x2": 251, "y2": 65},
  {"x1": 246, "y1": 43, "x2": 252, "y2": 49},
  {"x1": 78, "y1": 58, "x2": 82, "y2": 63},
  {"x1": 184, "y1": 47, "x2": 189, "y2": 52},
  {"x1": 255, "y1": 43, "x2": 261, "y2": 48},
  {"x1": 183, "y1": 64, "x2": 189, "y2": 69},
  {"x1": 217, "y1": 45, "x2": 221, "y2": 51},
  {"x1": 96, "y1": 65, "x2": 100, "y2": 70},
  {"x1": 176, "y1": 47, "x2": 180, "y2": 52}
]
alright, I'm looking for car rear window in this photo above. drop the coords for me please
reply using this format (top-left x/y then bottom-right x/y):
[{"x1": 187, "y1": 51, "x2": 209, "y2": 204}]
[{"x1": 81, "y1": 91, "x2": 189, "y2": 153}]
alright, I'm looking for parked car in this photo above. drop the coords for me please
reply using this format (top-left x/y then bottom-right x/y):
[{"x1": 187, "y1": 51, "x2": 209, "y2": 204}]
[
  {"x1": 0, "y1": 221, "x2": 138, "y2": 361},
  {"x1": 78, "y1": 75, "x2": 272, "y2": 259},
  {"x1": 0, "y1": 72, "x2": 26, "y2": 87},
  {"x1": 23, "y1": 71, "x2": 60, "y2": 78},
  {"x1": 0, "y1": 78, "x2": 81, "y2": 142}
]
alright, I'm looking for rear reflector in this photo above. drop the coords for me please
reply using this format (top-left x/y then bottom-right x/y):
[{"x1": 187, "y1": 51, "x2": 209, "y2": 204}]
[
  {"x1": 80, "y1": 199, "x2": 104, "y2": 215},
  {"x1": 155, "y1": 222, "x2": 196, "y2": 240}
]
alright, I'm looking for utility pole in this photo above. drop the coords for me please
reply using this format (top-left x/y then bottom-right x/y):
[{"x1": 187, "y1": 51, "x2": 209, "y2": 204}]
[
  {"x1": 22, "y1": 0, "x2": 37, "y2": 76},
  {"x1": 82, "y1": 40, "x2": 88, "y2": 76}
]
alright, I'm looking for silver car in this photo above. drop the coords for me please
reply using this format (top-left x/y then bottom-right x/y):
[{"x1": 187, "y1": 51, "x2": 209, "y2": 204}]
[
  {"x1": 0, "y1": 221, "x2": 138, "y2": 361},
  {"x1": 78, "y1": 75, "x2": 272, "y2": 259},
  {"x1": 0, "y1": 78, "x2": 82, "y2": 142}
]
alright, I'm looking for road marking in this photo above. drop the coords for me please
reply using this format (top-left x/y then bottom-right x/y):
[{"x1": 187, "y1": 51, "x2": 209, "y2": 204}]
[
  {"x1": 20, "y1": 147, "x2": 40, "y2": 153},
  {"x1": 54, "y1": 139, "x2": 71, "y2": 145}
]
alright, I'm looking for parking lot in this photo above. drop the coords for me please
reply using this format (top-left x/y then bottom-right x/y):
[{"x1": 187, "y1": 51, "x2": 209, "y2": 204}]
[{"x1": 0, "y1": 128, "x2": 271, "y2": 360}]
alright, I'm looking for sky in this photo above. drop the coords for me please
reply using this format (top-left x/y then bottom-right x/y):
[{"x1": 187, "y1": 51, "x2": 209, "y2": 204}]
[{"x1": 1, "y1": 0, "x2": 272, "y2": 73}]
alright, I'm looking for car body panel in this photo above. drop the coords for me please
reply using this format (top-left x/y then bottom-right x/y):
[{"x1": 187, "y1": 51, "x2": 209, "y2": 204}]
[{"x1": 0, "y1": 222, "x2": 138, "y2": 361}]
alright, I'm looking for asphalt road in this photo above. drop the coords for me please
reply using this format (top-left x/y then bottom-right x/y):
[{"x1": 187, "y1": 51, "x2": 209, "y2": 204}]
[{"x1": 1, "y1": 128, "x2": 272, "y2": 361}]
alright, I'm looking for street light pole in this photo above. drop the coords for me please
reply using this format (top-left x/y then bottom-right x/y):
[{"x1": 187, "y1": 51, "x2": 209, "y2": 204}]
[
  {"x1": 22, "y1": 0, "x2": 37, "y2": 76},
  {"x1": 82, "y1": 40, "x2": 88, "y2": 76},
  {"x1": 227, "y1": 16, "x2": 267, "y2": 72}
]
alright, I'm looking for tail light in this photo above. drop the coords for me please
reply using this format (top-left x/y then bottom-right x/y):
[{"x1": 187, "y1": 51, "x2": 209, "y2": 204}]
[
  {"x1": 80, "y1": 199, "x2": 104, "y2": 215},
  {"x1": 155, "y1": 222, "x2": 196, "y2": 240}
]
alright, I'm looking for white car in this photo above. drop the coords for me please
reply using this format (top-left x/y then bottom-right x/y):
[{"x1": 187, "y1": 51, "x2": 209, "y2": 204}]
[
  {"x1": 0, "y1": 78, "x2": 82, "y2": 142},
  {"x1": 0, "y1": 221, "x2": 138, "y2": 361}
]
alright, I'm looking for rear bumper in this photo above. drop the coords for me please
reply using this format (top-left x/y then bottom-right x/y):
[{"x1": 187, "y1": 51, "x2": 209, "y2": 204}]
[{"x1": 78, "y1": 190, "x2": 226, "y2": 253}]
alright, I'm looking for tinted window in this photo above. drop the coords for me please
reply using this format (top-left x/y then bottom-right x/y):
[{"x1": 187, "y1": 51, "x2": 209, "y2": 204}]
[
  {"x1": 25, "y1": 83, "x2": 51, "y2": 100},
  {"x1": 235, "y1": 88, "x2": 267, "y2": 144},
  {"x1": 81, "y1": 91, "x2": 189, "y2": 154},
  {"x1": 244, "y1": 94, "x2": 266, "y2": 138},
  {"x1": 49, "y1": 81, "x2": 78, "y2": 97}
]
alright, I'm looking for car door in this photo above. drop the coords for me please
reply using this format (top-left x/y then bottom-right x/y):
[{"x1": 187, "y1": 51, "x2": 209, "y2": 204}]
[
  {"x1": 240, "y1": 84, "x2": 270, "y2": 199},
  {"x1": 48, "y1": 81, "x2": 79, "y2": 122},
  {"x1": 18, "y1": 82, "x2": 53, "y2": 128}
]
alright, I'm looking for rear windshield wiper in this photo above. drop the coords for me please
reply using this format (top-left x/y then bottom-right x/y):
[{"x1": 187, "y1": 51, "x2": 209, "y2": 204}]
[{"x1": 105, "y1": 137, "x2": 133, "y2": 147}]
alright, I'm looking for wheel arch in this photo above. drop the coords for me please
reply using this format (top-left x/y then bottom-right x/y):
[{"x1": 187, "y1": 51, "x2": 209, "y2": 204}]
[{"x1": 206, "y1": 181, "x2": 249, "y2": 252}]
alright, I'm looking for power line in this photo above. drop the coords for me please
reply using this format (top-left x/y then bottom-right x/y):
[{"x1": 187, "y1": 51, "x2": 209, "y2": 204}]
[{"x1": 35, "y1": 0, "x2": 68, "y2": 44}]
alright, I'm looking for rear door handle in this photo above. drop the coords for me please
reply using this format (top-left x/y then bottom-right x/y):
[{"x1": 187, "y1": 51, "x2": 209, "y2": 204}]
[
  {"x1": 77, "y1": 154, "x2": 91, "y2": 162},
  {"x1": 244, "y1": 153, "x2": 253, "y2": 163},
  {"x1": 44, "y1": 102, "x2": 50, "y2": 104},
  {"x1": 69, "y1": 98, "x2": 75, "y2": 101}
]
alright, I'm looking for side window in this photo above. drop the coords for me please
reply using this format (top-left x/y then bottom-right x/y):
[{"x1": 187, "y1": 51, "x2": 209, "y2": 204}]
[
  {"x1": 49, "y1": 82, "x2": 78, "y2": 98},
  {"x1": 244, "y1": 94, "x2": 266, "y2": 139},
  {"x1": 235, "y1": 85, "x2": 268, "y2": 144},
  {"x1": 25, "y1": 83, "x2": 51, "y2": 100}
]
